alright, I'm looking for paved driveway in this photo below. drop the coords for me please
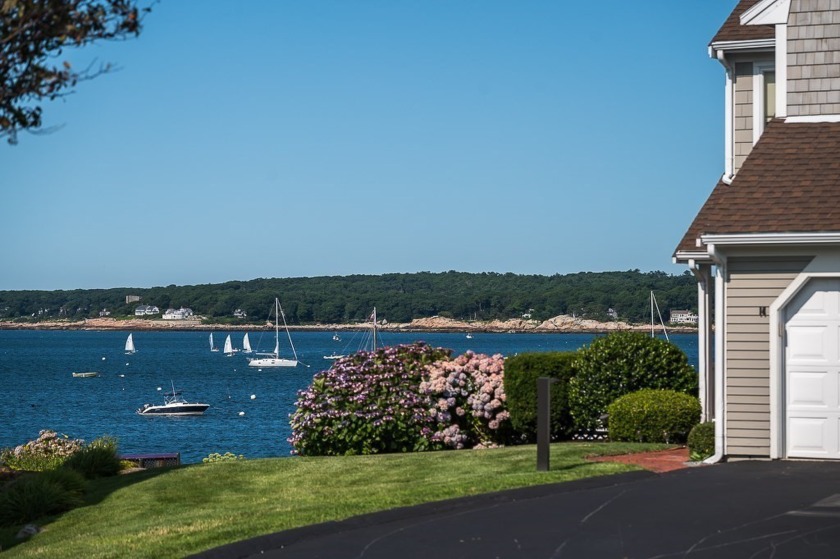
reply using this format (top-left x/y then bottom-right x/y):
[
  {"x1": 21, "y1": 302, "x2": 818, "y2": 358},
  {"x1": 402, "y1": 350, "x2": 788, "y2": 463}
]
[{"x1": 194, "y1": 461, "x2": 840, "y2": 558}]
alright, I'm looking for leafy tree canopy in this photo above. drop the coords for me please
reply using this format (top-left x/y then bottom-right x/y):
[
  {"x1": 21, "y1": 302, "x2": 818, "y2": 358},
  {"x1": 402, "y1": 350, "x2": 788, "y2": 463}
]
[{"x1": 1, "y1": 0, "x2": 151, "y2": 144}]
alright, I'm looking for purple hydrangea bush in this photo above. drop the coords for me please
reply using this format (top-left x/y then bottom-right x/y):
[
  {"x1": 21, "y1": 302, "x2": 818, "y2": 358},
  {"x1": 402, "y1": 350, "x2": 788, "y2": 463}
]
[
  {"x1": 420, "y1": 351, "x2": 511, "y2": 449},
  {"x1": 0, "y1": 430, "x2": 85, "y2": 471},
  {"x1": 289, "y1": 342, "x2": 451, "y2": 456}
]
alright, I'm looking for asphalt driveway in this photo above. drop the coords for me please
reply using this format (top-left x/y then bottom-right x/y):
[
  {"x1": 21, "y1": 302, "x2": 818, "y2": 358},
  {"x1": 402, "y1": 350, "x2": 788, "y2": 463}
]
[{"x1": 194, "y1": 461, "x2": 840, "y2": 558}]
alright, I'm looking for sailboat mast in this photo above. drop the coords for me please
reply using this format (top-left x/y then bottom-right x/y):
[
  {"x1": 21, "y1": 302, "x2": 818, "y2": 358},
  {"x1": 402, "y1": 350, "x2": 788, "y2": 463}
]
[{"x1": 372, "y1": 307, "x2": 377, "y2": 350}]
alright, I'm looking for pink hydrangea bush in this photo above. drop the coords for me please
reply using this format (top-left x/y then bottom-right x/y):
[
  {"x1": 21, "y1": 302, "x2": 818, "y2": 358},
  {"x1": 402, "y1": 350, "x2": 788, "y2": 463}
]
[
  {"x1": 289, "y1": 342, "x2": 451, "y2": 456},
  {"x1": 420, "y1": 351, "x2": 511, "y2": 449}
]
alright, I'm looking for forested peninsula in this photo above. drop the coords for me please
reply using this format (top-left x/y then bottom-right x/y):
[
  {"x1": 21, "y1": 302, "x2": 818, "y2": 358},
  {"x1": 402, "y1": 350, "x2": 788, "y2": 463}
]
[{"x1": 0, "y1": 270, "x2": 697, "y2": 331}]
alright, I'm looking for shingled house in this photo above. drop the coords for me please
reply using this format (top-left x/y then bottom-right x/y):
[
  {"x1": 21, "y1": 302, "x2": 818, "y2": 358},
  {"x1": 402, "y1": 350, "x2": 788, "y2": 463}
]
[{"x1": 675, "y1": 0, "x2": 840, "y2": 461}]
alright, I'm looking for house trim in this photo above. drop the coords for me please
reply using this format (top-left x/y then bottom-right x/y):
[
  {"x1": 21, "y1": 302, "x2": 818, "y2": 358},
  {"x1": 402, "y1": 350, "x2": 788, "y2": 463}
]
[
  {"x1": 768, "y1": 251, "x2": 840, "y2": 459},
  {"x1": 701, "y1": 233, "x2": 840, "y2": 246},
  {"x1": 786, "y1": 115, "x2": 840, "y2": 124},
  {"x1": 753, "y1": 61, "x2": 776, "y2": 143},
  {"x1": 709, "y1": 39, "x2": 776, "y2": 55},
  {"x1": 740, "y1": 0, "x2": 791, "y2": 26}
]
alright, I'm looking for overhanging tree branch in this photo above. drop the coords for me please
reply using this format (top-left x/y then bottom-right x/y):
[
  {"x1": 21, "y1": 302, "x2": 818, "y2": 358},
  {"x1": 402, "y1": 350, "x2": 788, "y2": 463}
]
[{"x1": 0, "y1": 0, "x2": 153, "y2": 144}]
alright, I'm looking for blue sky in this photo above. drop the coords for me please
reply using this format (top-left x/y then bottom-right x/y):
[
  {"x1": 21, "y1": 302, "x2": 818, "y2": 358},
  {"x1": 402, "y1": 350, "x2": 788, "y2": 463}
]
[{"x1": 2, "y1": 1, "x2": 733, "y2": 291}]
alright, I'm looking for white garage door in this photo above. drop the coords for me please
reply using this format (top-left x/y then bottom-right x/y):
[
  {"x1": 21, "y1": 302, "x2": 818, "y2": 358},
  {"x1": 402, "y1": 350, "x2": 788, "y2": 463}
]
[{"x1": 786, "y1": 278, "x2": 840, "y2": 459}]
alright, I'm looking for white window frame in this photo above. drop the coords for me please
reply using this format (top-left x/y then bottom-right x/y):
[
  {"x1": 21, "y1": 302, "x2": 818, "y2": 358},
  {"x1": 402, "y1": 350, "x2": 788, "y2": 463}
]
[{"x1": 753, "y1": 61, "x2": 776, "y2": 144}]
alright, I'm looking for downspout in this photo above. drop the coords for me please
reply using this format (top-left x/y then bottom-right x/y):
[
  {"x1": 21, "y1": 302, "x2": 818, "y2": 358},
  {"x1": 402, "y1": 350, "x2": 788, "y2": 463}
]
[
  {"x1": 715, "y1": 48, "x2": 735, "y2": 185},
  {"x1": 705, "y1": 243, "x2": 727, "y2": 464},
  {"x1": 688, "y1": 259, "x2": 712, "y2": 422}
]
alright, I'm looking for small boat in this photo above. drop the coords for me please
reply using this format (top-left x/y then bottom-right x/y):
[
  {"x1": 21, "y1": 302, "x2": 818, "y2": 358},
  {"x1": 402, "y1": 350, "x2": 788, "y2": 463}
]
[
  {"x1": 223, "y1": 334, "x2": 237, "y2": 356},
  {"x1": 248, "y1": 298, "x2": 299, "y2": 368},
  {"x1": 125, "y1": 333, "x2": 136, "y2": 355},
  {"x1": 242, "y1": 333, "x2": 253, "y2": 354},
  {"x1": 137, "y1": 382, "x2": 209, "y2": 416},
  {"x1": 466, "y1": 333, "x2": 473, "y2": 339},
  {"x1": 332, "y1": 333, "x2": 341, "y2": 341},
  {"x1": 72, "y1": 371, "x2": 100, "y2": 378},
  {"x1": 323, "y1": 353, "x2": 344, "y2": 360},
  {"x1": 209, "y1": 332, "x2": 219, "y2": 352}
]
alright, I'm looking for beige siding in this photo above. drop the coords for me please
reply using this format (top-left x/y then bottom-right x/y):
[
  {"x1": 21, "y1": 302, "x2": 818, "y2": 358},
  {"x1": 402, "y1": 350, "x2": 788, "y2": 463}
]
[
  {"x1": 787, "y1": 1, "x2": 840, "y2": 116},
  {"x1": 734, "y1": 63, "x2": 754, "y2": 173},
  {"x1": 724, "y1": 258, "x2": 811, "y2": 458}
]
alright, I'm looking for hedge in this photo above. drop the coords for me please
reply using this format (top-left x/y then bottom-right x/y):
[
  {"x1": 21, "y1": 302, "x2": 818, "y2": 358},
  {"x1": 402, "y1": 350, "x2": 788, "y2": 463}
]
[
  {"x1": 503, "y1": 352, "x2": 577, "y2": 442},
  {"x1": 607, "y1": 389, "x2": 701, "y2": 444}
]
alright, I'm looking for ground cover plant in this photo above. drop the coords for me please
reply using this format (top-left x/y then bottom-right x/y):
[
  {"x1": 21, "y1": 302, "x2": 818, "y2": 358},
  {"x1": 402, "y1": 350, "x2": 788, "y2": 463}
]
[{"x1": 0, "y1": 441, "x2": 671, "y2": 558}]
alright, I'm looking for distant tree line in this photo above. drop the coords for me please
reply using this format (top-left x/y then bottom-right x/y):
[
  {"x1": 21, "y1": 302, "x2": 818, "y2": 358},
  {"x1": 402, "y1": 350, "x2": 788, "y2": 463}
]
[{"x1": 0, "y1": 270, "x2": 697, "y2": 325}]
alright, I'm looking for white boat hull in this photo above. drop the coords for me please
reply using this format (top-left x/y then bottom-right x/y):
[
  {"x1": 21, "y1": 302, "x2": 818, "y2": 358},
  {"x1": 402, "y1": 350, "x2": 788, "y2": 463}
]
[
  {"x1": 248, "y1": 357, "x2": 297, "y2": 368},
  {"x1": 137, "y1": 402, "x2": 209, "y2": 416}
]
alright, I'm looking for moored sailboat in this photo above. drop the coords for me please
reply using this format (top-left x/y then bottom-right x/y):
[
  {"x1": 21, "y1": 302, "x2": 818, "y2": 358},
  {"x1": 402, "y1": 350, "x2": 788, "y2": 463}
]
[
  {"x1": 242, "y1": 333, "x2": 253, "y2": 354},
  {"x1": 248, "y1": 298, "x2": 298, "y2": 368},
  {"x1": 209, "y1": 332, "x2": 219, "y2": 352}
]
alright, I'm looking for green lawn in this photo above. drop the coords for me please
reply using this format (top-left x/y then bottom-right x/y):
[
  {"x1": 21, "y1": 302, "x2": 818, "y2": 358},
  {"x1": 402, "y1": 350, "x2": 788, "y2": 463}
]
[{"x1": 1, "y1": 442, "x2": 670, "y2": 558}]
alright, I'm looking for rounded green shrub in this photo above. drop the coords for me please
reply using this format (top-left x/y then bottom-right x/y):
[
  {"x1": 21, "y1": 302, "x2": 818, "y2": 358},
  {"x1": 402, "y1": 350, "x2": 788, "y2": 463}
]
[
  {"x1": 504, "y1": 352, "x2": 577, "y2": 442},
  {"x1": 607, "y1": 389, "x2": 701, "y2": 443},
  {"x1": 688, "y1": 421, "x2": 716, "y2": 461},
  {"x1": 61, "y1": 436, "x2": 121, "y2": 479},
  {"x1": 569, "y1": 332, "x2": 698, "y2": 432}
]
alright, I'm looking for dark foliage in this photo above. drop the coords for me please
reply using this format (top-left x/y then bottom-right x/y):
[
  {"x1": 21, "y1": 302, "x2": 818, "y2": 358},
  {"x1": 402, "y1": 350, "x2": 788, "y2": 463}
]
[
  {"x1": 1, "y1": 0, "x2": 152, "y2": 144},
  {"x1": 688, "y1": 421, "x2": 715, "y2": 461},
  {"x1": 503, "y1": 352, "x2": 578, "y2": 442},
  {"x1": 0, "y1": 270, "x2": 697, "y2": 325}
]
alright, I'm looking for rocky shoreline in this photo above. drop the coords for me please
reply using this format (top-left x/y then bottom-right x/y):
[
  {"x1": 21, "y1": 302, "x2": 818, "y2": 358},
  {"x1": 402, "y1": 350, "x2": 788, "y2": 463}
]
[{"x1": 0, "y1": 315, "x2": 696, "y2": 334}]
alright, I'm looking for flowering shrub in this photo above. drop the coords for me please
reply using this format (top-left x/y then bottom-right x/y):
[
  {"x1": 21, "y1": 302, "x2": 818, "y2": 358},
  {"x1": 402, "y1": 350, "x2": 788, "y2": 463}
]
[
  {"x1": 289, "y1": 342, "x2": 451, "y2": 456},
  {"x1": 420, "y1": 351, "x2": 511, "y2": 449},
  {"x1": 0, "y1": 430, "x2": 85, "y2": 472},
  {"x1": 203, "y1": 452, "x2": 246, "y2": 463}
]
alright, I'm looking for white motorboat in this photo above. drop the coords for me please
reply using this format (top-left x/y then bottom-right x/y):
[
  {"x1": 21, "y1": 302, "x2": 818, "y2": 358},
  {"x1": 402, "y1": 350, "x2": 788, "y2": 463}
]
[
  {"x1": 137, "y1": 382, "x2": 209, "y2": 416},
  {"x1": 72, "y1": 371, "x2": 100, "y2": 378},
  {"x1": 248, "y1": 298, "x2": 299, "y2": 368}
]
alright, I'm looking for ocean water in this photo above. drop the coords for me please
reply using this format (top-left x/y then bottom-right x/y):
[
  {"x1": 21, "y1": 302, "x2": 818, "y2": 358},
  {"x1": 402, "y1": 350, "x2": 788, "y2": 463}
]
[{"x1": 0, "y1": 329, "x2": 697, "y2": 464}]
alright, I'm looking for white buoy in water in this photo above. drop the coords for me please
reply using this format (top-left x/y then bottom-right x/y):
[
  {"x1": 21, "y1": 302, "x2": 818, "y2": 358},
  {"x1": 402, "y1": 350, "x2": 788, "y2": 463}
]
[
  {"x1": 119, "y1": 374, "x2": 125, "y2": 378},
  {"x1": 250, "y1": 394, "x2": 256, "y2": 400},
  {"x1": 157, "y1": 387, "x2": 162, "y2": 391},
  {"x1": 102, "y1": 357, "x2": 106, "y2": 361},
  {"x1": 238, "y1": 411, "x2": 245, "y2": 416}
]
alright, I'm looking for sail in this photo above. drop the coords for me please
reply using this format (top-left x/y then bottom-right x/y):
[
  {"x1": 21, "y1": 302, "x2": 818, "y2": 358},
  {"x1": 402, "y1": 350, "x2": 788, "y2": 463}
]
[
  {"x1": 209, "y1": 333, "x2": 216, "y2": 351},
  {"x1": 125, "y1": 333, "x2": 135, "y2": 354},
  {"x1": 223, "y1": 335, "x2": 234, "y2": 355},
  {"x1": 243, "y1": 333, "x2": 252, "y2": 353}
]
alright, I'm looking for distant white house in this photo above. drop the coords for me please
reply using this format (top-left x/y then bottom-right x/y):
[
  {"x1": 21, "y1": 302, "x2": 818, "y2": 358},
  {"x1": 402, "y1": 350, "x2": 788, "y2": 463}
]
[
  {"x1": 99, "y1": 308, "x2": 111, "y2": 317},
  {"x1": 233, "y1": 309, "x2": 247, "y2": 319},
  {"x1": 669, "y1": 309, "x2": 698, "y2": 325},
  {"x1": 607, "y1": 308, "x2": 619, "y2": 320},
  {"x1": 163, "y1": 307, "x2": 194, "y2": 320},
  {"x1": 134, "y1": 305, "x2": 160, "y2": 316}
]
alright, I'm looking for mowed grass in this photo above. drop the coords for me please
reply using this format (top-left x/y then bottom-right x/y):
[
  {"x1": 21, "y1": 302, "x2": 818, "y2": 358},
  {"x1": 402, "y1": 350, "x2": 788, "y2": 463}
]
[{"x1": 1, "y1": 442, "x2": 670, "y2": 558}]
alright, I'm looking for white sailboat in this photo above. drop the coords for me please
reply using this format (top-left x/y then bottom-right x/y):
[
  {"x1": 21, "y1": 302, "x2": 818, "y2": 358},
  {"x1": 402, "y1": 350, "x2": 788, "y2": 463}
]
[
  {"x1": 242, "y1": 333, "x2": 253, "y2": 354},
  {"x1": 125, "y1": 333, "x2": 136, "y2": 355},
  {"x1": 209, "y1": 332, "x2": 219, "y2": 352},
  {"x1": 248, "y1": 298, "x2": 299, "y2": 368},
  {"x1": 223, "y1": 334, "x2": 236, "y2": 356}
]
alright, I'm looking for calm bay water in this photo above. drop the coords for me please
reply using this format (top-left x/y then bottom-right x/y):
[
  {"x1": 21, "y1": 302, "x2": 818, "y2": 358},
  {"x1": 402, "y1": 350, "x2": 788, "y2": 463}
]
[{"x1": 0, "y1": 329, "x2": 697, "y2": 463}]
